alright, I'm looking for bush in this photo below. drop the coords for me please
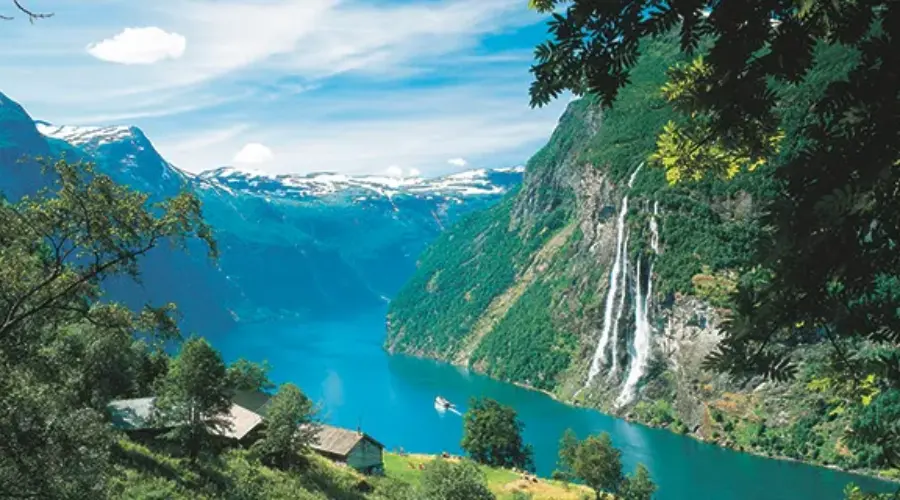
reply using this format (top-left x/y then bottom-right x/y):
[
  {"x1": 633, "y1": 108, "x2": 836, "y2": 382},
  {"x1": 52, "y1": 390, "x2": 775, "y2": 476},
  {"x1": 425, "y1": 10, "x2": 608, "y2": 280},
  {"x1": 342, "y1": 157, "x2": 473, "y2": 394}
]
[{"x1": 419, "y1": 459, "x2": 495, "y2": 500}]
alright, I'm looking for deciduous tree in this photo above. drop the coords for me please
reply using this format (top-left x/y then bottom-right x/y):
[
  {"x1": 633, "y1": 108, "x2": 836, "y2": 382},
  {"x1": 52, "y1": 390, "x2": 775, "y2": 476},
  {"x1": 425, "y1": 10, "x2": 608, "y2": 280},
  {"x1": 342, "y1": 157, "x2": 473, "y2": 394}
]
[
  {"x1": 227, "y1": 358, "x2": 275, "y2": 392},
  {"x1": 571, "y1": 432, "x2": 624, "y2": 499},
  {"x1": 461, "y1": 397, "x2": 534, "y2": 470},
  {"x1": 620, "y1": 463, "x2": 657, "y2": 500},
  {"x1": 252, "y1": 383, "x2": 318, "y2": 469},
  {"x1": 154, "y1": 337, "x2": 232, "y2": 461}
]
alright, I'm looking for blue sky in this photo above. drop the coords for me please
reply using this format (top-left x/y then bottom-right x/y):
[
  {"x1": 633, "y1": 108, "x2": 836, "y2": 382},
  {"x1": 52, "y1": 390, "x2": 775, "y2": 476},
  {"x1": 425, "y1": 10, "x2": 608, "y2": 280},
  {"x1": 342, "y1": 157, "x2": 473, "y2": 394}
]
[{"x1": 0, "y1": 0, "x2": 570, "y2": 176}]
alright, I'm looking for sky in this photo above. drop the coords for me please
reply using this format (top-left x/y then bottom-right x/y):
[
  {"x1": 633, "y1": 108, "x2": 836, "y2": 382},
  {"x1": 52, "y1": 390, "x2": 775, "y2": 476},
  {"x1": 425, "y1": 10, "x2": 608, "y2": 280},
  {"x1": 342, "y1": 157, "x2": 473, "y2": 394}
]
[{"x1": 0, "y1": 0, "x2": 570, "y2": 177}]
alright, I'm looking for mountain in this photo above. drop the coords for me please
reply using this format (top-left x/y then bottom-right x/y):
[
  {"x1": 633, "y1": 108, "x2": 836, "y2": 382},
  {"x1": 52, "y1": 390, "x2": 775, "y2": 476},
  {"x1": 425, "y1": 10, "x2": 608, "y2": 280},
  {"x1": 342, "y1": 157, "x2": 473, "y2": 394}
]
[
  {"x1": 384, "y1": 36, "x2": 874, "y2": 473},
  {"x1": 35, "y1": 121, "x2": 191, "y2": 197},
  {"x1": 191, "y1": 165, "x2": 523, "y2": 321},
  {"x1": 0, "y1": 91, "x2": 522, "y2": 332},
  {"x1": 196, "y1": 165, "x2": 524, "y2": 201}
]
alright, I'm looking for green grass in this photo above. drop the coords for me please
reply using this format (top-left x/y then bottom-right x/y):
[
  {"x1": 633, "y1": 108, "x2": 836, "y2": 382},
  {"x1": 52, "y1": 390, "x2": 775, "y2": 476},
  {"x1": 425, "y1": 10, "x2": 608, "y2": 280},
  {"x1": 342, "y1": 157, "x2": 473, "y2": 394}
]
[
  {"x1": 108, "y1": 439, "x2": 595, "y2": 500},
  {"x1": 383, "y1": 453, "x2": 595, "y2": 500},
  {"x1": 109, "y1": 439, "x2": 403, "y2": 500}
]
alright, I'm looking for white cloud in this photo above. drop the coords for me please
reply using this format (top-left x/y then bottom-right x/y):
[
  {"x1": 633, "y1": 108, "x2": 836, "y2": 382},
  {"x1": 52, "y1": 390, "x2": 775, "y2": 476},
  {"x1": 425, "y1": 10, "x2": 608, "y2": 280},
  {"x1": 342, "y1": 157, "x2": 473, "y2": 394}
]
[
  {"x1": 87, "y1": 27, "x2": 187, "y2": 65},
  {"x1": 233, "y1": 143, "x2": 274, "y2": 164},
  {"x1": 0, "y1": 0, "x2": 562, "y2": 176},
  {"x1": 448, "y1": 158, "x2": 468, "y2": 167},
  {"x1": 408, "y1": 168, "x2": 421, "y2": 177},
  {"x1": 149, "y1": 82, "x2": 568, "y2": 175},
  {"x1": 385, "y1": 165, "x2": 404, "y2": 177}
]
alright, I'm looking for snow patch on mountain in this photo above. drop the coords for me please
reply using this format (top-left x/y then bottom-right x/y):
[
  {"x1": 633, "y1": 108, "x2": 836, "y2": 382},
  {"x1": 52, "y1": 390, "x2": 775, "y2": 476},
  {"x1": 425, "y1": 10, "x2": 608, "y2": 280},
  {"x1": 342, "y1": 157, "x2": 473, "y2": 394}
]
[
  {"x1": 35, "y1": 122, "x2": 135, "y2": 146},
  {"x1": 197, "y1": 165, "x2": 520, "y2": 201}
]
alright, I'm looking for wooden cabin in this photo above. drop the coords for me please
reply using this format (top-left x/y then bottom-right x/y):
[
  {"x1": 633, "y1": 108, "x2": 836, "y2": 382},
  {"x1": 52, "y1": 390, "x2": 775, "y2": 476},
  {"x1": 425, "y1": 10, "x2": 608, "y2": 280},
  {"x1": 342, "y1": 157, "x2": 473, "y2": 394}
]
[
  {"x1": 305, "y1": 424, "x2": 385, "y2": 475},
  {"x1": 108, "y1": 392, "x2": 386, "y2": 475},
  {"x1": 106, "y1": 394, "x2": 267, "y2": 446}
]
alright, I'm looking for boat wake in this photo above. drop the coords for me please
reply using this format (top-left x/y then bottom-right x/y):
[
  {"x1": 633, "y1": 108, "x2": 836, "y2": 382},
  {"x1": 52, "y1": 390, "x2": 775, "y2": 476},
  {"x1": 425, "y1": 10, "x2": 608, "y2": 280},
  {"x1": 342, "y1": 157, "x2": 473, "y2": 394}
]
[{"x1": 434, "y1": 396, "x2": 461, "y2": 415}]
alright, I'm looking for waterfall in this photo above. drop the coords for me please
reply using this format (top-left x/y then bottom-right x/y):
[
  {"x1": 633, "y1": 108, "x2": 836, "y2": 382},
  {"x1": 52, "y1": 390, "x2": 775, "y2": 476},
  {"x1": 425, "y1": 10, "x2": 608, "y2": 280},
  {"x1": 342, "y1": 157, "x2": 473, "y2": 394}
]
[
  {"x1": 607, "y1": 231, "x2": 629, "y2": 379},
  {"x1": 582, "y1": 165, "x2": 644, "y2": 391},
  {"x1": 583, "y1": 195, "x2": 629, "y2": 386},
  {"x1": 616, "y1": 201, "x2": 660, "y2": 406}
]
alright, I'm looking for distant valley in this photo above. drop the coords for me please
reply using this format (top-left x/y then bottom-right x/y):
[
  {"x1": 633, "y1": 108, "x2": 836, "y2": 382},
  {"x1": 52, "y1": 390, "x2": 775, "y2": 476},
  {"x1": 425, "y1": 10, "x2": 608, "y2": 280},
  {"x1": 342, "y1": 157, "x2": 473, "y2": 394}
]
[{"x1": 1, "y1": 91, "x2": 523, "y2": 336}]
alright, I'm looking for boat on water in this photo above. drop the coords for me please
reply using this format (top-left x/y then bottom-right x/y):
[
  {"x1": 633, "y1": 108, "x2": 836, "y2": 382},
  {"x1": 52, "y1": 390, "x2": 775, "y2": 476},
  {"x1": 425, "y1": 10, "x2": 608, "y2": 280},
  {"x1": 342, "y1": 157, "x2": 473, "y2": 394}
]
[{"x1": 434, "y1": 396, "x2": 454, "y2": 409}]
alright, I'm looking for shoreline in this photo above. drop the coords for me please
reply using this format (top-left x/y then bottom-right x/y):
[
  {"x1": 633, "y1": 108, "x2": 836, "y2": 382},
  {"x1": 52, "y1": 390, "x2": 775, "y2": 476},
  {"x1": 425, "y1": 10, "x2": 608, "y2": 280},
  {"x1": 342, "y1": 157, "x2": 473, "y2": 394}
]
[{"x1": 391, "y1": 348, "x2": 900, "y2": 486}]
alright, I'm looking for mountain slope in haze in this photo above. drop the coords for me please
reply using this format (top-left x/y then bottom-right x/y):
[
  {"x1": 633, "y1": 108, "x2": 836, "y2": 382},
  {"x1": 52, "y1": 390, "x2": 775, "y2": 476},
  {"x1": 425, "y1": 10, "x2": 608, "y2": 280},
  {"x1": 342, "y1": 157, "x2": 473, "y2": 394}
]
[
  {"x1": 384, "y1": 35, "x2": 885, "y2": 476},
  {"x1": 0, "y1": 91, "x2": 523, "y2": 332},
  {"x1": 192, "y1": 165, "x2": 524, "y2": 320}
]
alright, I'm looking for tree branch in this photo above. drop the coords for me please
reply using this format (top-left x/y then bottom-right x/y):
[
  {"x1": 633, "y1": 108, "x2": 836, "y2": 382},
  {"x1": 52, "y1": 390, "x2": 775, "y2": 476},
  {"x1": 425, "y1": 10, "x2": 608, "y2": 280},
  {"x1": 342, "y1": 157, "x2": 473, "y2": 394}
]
[
  {"x1": 0, "y1": 234, "x2": 161, "y2": 339},
  {"x1": 1, "y1": 1, "x2": 53, "y2": 22}
]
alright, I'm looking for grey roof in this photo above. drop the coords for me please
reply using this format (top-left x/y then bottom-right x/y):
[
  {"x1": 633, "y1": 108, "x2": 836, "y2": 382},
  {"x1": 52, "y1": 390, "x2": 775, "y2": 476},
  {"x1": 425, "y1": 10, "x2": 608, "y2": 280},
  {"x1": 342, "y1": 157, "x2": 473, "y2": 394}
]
[
  {"x1": 219, "y1": 403, "x2": 264, "y2": 440},
  {"x1": 231, "y1": 390, "x2": 273, "y2": 417},
  {"x1": 305, "y1": 424, "x2": 384, "y2": 457},
  {"x1": 107, "y1": 397, "x2": 264, "y2": 440}
]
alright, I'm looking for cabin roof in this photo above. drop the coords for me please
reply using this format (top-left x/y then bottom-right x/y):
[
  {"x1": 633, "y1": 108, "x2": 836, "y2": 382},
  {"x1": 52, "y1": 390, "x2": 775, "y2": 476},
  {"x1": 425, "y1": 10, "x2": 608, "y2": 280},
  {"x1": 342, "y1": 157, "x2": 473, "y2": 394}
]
[
  {"x1": 305, "y1": 424, "x2": 384, "y2": 457},
  {"x1": 107, "y1": 397, "x2": 264, "y2": 440},
  {"x1": 231, "y1": 390, "x2": 273, "y2": 417}
]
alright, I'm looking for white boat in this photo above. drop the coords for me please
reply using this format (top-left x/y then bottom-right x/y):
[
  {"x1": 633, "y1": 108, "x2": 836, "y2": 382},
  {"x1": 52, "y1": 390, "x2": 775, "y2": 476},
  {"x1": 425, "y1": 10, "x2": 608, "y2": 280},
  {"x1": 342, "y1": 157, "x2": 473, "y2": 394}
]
[{"x1": 434, "y1": 396, "x2": 454, "y2": 409}]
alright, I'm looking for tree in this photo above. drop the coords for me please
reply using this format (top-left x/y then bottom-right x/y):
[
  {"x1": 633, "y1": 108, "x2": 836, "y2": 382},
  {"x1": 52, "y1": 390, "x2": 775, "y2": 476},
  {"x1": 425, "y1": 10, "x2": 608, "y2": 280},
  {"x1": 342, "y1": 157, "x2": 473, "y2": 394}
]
[
  {"x1": 620, "y1": 464, "x2": 657, "y2": 500},
  {"x1": 555, "y1": 428, "x2": 579, "y2": 480},
  {"x1": 528, "y1": 0, "x2": 900, "y2": 469},
  {"x1": 571, "y1": 433, "x2": 623, "y2": 499},
  {"x1": 461, "y1": 397, "x2": 534, "y2": 470},
  {"x1": 251, "y1": 383, "x2": 318, "y2": 469},
  {"x1": 0, "y1": 0, "x2": 53, "y2": 22},
  {"x1": 227, "y1": 358, "x2": 275, "y2": 392},
  {"x1": 154, "y1": 337, "x2": 232, "y2": 461},
  {"x1": 0, "y1": 158, "x2": 215, "y2": 498},
  {"x1": 419, "y1": 458, "x2": 495, "y2": 500}
]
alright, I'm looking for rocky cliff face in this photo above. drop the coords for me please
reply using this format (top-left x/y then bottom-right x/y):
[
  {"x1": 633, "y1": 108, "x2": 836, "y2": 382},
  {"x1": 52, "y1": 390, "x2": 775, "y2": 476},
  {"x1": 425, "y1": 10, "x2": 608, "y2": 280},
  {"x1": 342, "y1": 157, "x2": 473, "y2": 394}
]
[{"x1": 385, "y1": 35, "x2": 768, "y2": 429}]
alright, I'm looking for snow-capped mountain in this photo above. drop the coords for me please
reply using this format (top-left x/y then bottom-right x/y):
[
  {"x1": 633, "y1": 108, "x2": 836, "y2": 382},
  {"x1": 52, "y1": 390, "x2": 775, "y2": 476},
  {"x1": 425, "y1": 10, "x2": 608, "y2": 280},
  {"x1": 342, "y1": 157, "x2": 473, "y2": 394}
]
[
  {"x1": 0, "y1": 90, "x2": 525, "y2": 327},
  {"x1": 196, "y1": 165, "x2": 523, "y2": 201},
  {"x1": 31, "y1": 119, "x2": 523, "y2": 206},
  {"x1": 35, "y1": 121, "x2": 190, "y2": 197}
]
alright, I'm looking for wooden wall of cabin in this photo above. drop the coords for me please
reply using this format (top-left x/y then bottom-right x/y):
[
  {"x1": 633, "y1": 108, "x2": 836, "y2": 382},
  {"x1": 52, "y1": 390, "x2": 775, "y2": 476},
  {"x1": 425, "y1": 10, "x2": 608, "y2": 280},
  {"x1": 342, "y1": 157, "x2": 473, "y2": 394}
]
[{"x1": 346, "y1": 439, "x2": 383, "y2": 474}]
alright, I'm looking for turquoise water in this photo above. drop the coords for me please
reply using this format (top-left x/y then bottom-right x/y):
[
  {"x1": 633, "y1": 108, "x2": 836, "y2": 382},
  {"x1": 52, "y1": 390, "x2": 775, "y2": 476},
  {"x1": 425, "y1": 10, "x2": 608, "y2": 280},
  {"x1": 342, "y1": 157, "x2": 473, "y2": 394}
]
[{"x1": 208, "y1": 308, "x2": 896, "y2": 499}]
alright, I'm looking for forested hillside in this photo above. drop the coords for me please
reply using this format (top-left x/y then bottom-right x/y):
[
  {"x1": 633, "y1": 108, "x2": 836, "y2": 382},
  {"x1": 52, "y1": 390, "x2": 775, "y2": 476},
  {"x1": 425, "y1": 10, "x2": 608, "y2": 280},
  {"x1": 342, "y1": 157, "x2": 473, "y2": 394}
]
[{"x1": 386, "y1": 33, "x2": 898, "y2": 478}]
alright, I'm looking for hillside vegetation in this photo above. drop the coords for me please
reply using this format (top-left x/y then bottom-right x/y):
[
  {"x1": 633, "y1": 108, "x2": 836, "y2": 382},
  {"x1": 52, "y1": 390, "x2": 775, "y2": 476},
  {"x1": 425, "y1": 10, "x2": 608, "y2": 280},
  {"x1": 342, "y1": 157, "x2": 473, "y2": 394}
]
[{"x1": 385, "y1": 31, "x2": 898, "y2": 480}]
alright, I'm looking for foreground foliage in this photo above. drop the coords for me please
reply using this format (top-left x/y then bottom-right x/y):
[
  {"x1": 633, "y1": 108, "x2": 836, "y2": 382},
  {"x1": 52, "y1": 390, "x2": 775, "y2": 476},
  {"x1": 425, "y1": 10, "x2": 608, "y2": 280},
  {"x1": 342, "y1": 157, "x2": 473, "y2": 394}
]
[{"x1": 0, "y1": 158, "x2": 214, "y2": 498}]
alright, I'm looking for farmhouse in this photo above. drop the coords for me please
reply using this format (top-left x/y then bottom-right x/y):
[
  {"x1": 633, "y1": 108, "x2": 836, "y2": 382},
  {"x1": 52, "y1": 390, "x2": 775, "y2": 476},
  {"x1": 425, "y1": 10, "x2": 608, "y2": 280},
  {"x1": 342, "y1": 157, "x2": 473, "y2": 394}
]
[
  {"x1": 305, "y1": 424, "x2": 385, "y2": 475},
  {"x1": 106, "y1": 391, "x2": 386, "y2": 475},
  {"x1": 106, "y1": 395, "x2": 265, "y2": 445}
]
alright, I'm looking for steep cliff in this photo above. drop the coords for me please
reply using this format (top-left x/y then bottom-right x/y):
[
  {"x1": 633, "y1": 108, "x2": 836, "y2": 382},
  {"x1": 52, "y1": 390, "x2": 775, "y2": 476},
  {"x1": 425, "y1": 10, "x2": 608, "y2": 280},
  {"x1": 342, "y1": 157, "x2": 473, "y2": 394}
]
[{"x1": 386, "y1": 36, "x2": 873, "y2": 472}]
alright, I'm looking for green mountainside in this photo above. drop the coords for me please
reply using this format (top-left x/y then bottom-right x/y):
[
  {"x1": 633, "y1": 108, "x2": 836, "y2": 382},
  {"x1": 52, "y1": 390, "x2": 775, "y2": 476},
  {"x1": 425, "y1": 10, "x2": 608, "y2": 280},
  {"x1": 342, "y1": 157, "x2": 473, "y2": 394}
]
[{"x1": 385, "y1": 35, "x2": 893, "y2": 477}]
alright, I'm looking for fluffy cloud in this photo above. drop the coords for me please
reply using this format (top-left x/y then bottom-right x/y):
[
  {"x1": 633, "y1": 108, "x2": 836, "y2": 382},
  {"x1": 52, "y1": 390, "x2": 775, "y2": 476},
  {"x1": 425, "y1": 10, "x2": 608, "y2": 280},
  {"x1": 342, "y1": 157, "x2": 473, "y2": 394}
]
[
  {"x1": 233, "y1": 143, "x2": 274, "y2": 164},
  {"x1": 447, "y1": 157, "x2": 468, "y2": 167},
  {"x1": 408, "y1": 168, "x2": 421, "y2": 177},
  {"x1": 87, "y1": 27, "x2": 187, "y2": 65},
  {"x1": 385, "y1": 165, "x2": 404, "y2": 177}
]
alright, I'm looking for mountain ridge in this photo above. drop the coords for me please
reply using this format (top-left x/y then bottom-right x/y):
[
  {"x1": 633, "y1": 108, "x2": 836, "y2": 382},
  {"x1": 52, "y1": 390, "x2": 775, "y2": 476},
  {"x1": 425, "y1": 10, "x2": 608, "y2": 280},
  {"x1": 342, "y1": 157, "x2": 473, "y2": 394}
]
[{"x1": 0, "y1": 90, "x2": 523, "y2": 330}]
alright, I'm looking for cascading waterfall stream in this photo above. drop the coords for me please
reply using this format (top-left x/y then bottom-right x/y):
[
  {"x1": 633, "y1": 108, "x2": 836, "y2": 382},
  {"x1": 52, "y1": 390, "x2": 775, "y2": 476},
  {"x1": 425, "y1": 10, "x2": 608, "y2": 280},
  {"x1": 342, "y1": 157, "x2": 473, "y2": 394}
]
[
  {"x1": 616, "y1": 200, "x2": 661, "y2": 406},
  {"x1": 581, "y1": 164, "x2": 643, "y2": 392},
  {"x1": 607, "y1": 232, "x2": 629, "y2": 379}
]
